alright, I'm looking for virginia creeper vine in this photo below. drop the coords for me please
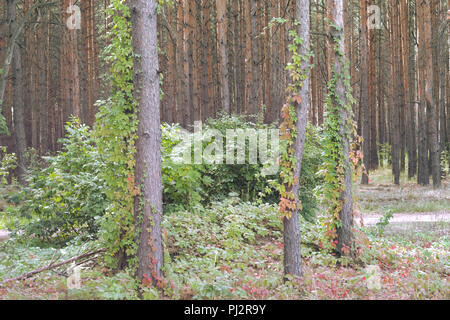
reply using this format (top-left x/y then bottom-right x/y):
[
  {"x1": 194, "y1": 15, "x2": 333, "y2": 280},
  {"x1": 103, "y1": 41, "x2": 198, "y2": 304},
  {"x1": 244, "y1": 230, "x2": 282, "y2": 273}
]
[{"x1": 320, "y1": 25, "x2": 356, "y2": 250}]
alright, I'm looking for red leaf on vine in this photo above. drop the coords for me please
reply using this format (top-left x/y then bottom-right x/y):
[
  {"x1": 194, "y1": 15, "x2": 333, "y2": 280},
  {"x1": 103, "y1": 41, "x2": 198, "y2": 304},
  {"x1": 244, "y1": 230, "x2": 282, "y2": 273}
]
[
  {"x1": 142, "y1": 273, "x2": 152, "y2": 286},
  {"x1": 292, "y1": 95, "x2": 302, "y2": 104}
]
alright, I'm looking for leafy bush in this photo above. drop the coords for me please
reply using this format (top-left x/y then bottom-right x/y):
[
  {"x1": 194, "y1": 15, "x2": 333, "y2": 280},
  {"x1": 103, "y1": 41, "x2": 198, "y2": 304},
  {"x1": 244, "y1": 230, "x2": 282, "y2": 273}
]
[
  {"x1": 0, "y1": 146, "x2": 17, "y2": 187},
  {"x1": 5, "y1": 119, "x2": 109, "y2": 244},
  {"x1": 161, "y1": 114, "x2": 324, "y2": 221}
]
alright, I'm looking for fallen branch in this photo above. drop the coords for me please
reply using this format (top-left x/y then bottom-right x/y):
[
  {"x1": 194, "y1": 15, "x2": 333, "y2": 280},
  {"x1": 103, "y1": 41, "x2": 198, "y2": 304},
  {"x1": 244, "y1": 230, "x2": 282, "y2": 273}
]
[{"x1": 0, "y1": 248, "x2": 106, "y2": 286}]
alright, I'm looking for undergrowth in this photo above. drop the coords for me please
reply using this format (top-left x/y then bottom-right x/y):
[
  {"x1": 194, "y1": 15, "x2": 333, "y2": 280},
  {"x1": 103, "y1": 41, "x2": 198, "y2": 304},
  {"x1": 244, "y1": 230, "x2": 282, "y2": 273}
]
[{"x1": 1, "y1": 199, "x2": 448, "y2": 300}]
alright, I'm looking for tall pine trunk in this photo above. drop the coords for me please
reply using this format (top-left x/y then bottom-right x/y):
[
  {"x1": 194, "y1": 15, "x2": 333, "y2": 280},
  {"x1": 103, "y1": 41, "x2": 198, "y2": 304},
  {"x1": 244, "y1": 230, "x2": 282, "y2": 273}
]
[
  {"x1": 130, "y1": 0, "x2": 164, "y2": 285},
  {"x1": 217, "y1": 0, "x2": 230, "y2": 114},
  {"x1": 282, "y1": 0, "x2": 311, "y2": 279},
  {"x1": 360, "y1": 0, "x2": 370, "y2": 184},
  {"x1": 7, "y1": 0, "x2": 26, "y2": 182}
]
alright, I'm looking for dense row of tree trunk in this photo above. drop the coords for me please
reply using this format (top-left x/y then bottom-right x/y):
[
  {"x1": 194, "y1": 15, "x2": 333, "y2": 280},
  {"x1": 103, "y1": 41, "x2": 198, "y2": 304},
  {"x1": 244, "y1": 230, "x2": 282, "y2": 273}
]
[
  {"x1": 0, "y1": 0, "x2": 100, "y2": 170},
  {"x1": 0, "y1": 1, "x2": 448, "y2": 183}
]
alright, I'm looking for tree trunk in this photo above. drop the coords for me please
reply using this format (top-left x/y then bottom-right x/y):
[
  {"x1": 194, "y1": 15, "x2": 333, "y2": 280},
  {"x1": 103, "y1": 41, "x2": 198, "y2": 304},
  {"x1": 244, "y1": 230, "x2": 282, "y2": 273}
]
[
  {"x1": 423, "y1": 0, "x2": 441, "y2": 187},
  {"x1": 360, "y1": 0, "x2": 370, "y2": 184},
  {"x1": 439, "y1": 0, "x2": 448, "y2": 167},
  {"x1": 369, "y1": 11, "x2": 378, "y2": 170},
  {"x1": 7, "y1": 0, "x2": 26, "y2": 182},
  {"x1": 201, "y1": 0, "x2": 211, "y2": 120},
  {"x1": 407, "y1": 0, "x2": 417, "y2": 178},
  {"x1": 39, "y1": 10, "x2": 48, "y2": 155},
  {"x1": 249, "y1": 0, "x2": 259, "y2": 117},
  {"x1": 217, "y1": 0, "x2": 230, "y2": 114},
  {"x1": 283, "y1": 0, "x2": 312, "y2": 279},
  {"x1": 417, "y1": 0, "x2": 429, "y2": 185},
  {"x1": 176, "y1": 0, "x2": 186, "y2": 127},
  {"x1": 390, "y1": 0, "x2": 401, "y2": 185},
  {"x1": 328, "y1": 0, "x2": 354, "y2": 257},
  {"x1": 130, "y1": 0, "x2": 164, "y2": 285}
]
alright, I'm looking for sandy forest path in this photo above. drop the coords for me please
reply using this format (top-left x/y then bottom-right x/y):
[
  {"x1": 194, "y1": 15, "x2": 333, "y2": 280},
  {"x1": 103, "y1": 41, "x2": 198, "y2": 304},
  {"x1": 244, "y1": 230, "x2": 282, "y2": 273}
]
[
  {"x1": 0, "y1": 229, "x2": 9, "y2": 241},
  {"x1": 356, "y1": 211, "x2": 450, "y2": 225},
  {"x1": 355, "y1": 171, "x2": 450, "y2": 234}
]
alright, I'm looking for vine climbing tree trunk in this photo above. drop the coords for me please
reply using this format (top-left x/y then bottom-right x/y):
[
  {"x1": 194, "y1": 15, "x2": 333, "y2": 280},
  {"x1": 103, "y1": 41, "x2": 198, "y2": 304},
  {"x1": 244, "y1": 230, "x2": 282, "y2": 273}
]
[
  {"x1": 328, "y1": 0, "x2": 354, "y2": 257},
  {"x1": 281, "y1": 0, "x2": 311, "y2": 279},
  {"x1": 130, "y1": 0, "x2": 164, "y2": 286}
]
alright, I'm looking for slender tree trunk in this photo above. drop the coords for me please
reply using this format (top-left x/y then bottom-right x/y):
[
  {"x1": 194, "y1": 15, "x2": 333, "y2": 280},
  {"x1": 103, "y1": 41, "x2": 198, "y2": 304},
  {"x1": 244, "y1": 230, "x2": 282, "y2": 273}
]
[
  {"x1": 283, "y1": 0, "x2": 311, "y2": 279},
  {"x1": 417, "y1": 0, "x2": 429, "y2": 185},
  {"x1": 397, "y1": 0, "x2": 406, "y2": 173},
  {"x1": 176, "y1": 0, "x2": 186, "y2": 127},
  {"x1": 439, "y1": 0, "x2": 448, "y2": 166},
  {"x1": 360, "y1": 0, "x2": 370, "y2": 184},
  {"x1": 182, "y1": 0, "x2": 192, "y2": 127},
  {"x1": 201, "y1": 0, "x2": 211, "y2": 120},
  {"x1": 0, "y1": 20, "x2": 13, "y2": 149},
  {"x1": 192, "y1": 1, "x2": 200, "y2": 122},
  {"x1": 39, "y1": 10, "x2": 48, "y2": 154},
  {"x1": 390, "y1": 0, "x2": 401, "y2": 185},
  {"x1": 247, "y1": 0, "x2": 259, "y2": 117},
  {"x1": 7, "y1": 0, "x2": 26, "y2": 182},
  {"x1": 187, "y1": 0, "x2": 196, "y2": 124},
  {"x1": 377, "y1": 6, "x2": 386, "y2": 149},
  {"x1": 423, "y1": 0, "x2": 441, "y2": 187},
  {"x1": 264, "y1": 0, "x2": 272, "y2": 123},
  {"x1": 217, "y1": 0, "x2": 230, "y2": 114},
  {"x1": 407, "y1": 0, "x2": 417, "y2": 178},
  {"x1": 130, "y1": 0, "x2": 164, "y2": 285},
  {"x1": 82, "y1": 0, "x2": 99, "y2": 127},
  {"x1": 328, "y1": 0, "x2": 354, "y2": 257},
  {"x1": 369, "y1": 17, "x2": 378, "y2": 170}
]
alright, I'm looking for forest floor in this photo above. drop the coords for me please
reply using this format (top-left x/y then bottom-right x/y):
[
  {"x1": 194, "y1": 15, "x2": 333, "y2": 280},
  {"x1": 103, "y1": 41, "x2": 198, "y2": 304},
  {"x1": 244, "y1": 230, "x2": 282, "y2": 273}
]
[{"x1": 0, "y1": 168, "x2": 449, "y2": 300}]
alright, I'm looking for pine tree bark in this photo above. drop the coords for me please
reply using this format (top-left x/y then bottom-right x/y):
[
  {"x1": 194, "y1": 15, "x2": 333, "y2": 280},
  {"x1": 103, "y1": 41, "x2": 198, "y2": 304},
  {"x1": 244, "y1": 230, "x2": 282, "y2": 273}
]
[
  {"x1": 130, "y1": 0, "x2": 164, "y2": 285},
  {"x1": 423, "y1": 0, "x2": 441, "y2": 187},
  {"x1": 39, "y1": 10, "x2": 48, "y2": 154},
  {"x1": 217, "y1": 0, "x2": 230, "y2": 114},
  {"x1": 360, "y1": 0, "x2": 370, "y2": 184},
  {"x1": 369, "y1": 17, "x2": 378, "y2": 170},
  {"x1": 439, "y1": 0, "x2": 448, "y2": 163},
  {"x1": 176, "y1": 0, "x2": 186, "y2": 127},
  {"x1": 390, "y1": 0, "x2": 401, "y2": 185},
  {"x1": 201, "y1": 0, "x2": 211, "y2": 120},
  {"x1": 417, "y1": 0, "x2": 429, "y2": 185},
  {"x1": 407, "y1": 0, "x2": 417, "y2": 178},
  {"x1": 7, "y1": 0, "x2": 26, "y2": 182}
]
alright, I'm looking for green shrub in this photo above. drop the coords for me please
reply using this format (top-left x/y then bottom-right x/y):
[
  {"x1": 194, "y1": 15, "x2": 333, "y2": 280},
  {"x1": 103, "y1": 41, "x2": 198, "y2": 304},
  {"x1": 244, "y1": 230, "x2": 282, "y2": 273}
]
[
  {"x1": 0, "y1": 146, "x2": 17, "y2": 187},
  {"x1": 161, "y1": 123, "x2": 206, "y2": 211},
  {"x1": 161, "y1": 115, "x2": 324, "y2": 222},
  {"x1": 6, "y1": 119, "x2": 108, "y2": 244}
]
